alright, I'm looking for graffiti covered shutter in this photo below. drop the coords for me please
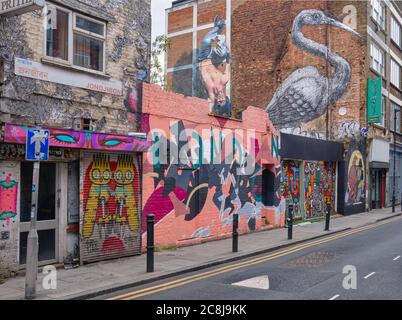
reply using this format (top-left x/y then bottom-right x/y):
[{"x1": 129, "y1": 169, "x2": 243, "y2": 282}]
[{"x1": 81, "y1": 152, "x2": 141, "y2": 263}]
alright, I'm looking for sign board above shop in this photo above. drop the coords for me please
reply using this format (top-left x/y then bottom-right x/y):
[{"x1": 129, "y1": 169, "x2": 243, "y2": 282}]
[
  {"x1": 0, "y1": 0, "x2": 44, "y2": 17},
  {"x1": 15, "y1": 57, "x2": 123, "y2": 96}
]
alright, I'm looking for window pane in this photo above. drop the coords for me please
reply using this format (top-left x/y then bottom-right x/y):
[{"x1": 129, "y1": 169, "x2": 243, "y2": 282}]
[
  {"x1": 73, "y1": 33, "x2": 104, "y2": 71},
  {"x1": 20, "y1": 229, "x2": 56, "y2": 264},
  {"x1": 46, "y1": 9, "x2": 69, "y2": 60},
  {"x1": 20, "y1": 162, "x2": 56, "y2": 223},
  {"x1": 76, "y1": 15, "x2": 104, "y2": 36}
]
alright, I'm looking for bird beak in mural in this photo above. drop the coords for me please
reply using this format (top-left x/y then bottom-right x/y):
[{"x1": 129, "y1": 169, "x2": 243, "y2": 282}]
[{"x1": 327, "y1": 17, "x2": 360, "y2": 38}]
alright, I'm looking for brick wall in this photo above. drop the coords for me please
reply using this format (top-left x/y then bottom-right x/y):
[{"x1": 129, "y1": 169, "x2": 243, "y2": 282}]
[
  {"x1": 0, "y1": 0, "x2": 151, "y2": 135},
  {"x1": 140, "y1": 83, "x2": 284, "y2": 249},
  {"x1": 166, "y1": 0, "x2": 229, "y2": 100},
  {"x1": 0, "y1": 0, "x2": 151, "y2": 275},
  {"x1": 231, "y1": 0, "x2": 368, "y2": 139}
]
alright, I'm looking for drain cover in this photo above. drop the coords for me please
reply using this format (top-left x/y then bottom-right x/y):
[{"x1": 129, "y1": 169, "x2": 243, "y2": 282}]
[{"x1": 284, "y1": 251, "x2": 335, "y2": 268}]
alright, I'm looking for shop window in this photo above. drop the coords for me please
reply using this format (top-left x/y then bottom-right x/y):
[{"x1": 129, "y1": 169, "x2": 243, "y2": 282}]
[{"x1": 46, "y1": 4, "x2": 106, "y2": 72}]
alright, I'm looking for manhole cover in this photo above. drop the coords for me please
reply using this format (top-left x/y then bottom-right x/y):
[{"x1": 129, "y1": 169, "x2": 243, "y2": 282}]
[{"x1": 284, "y1": 251, "x2": 335, "y2": 268}]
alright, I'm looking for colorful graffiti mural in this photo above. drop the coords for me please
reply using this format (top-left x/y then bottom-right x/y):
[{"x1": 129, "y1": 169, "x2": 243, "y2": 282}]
[
  {"x1": 198, "y1": 16, "x2": 231, "y2": 117},
  {"x1": 0, "y1": 173, "x2": 18, "y2": 222},
  {"x1": 82, "y1": 153, "x2": 140, "y2": 258},
  {"x1": 142, "y1": 115, "x2": 284, "y2": 246},
  {"x1": 4, "y1": 124, "x2": 150, "y2": 152},
  {"x1": 266, "y1": 9, "x2": 359, "y2": 137},
  {"x1": 345, "y1": 149, "x2": 365, "y2": 205},
  {"x1": 304, "y1": 161, "x2": 336, "y2": 218},
  {"x1": 281, "y1": 160, "x2": 301, "y2": 217}
]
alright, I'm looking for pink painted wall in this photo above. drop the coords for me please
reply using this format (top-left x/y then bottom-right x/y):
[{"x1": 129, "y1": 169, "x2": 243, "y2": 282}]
[{"x1": 141, "y1": 83, "x2": 285, "y2": 249}]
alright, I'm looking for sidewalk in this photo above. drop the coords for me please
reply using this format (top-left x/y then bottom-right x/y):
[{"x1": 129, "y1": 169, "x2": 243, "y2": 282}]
[{"x1": 0, "y1": 207, "x2": 401, "y2": 300}]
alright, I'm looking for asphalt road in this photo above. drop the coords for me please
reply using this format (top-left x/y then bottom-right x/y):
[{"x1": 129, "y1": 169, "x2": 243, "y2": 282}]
[{"x1": 98, "y1": 216, "x2": 402, "y2": 300}]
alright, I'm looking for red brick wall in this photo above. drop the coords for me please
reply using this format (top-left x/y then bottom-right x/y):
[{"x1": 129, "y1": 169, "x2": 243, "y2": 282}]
[
  {"x1": 231, "y1": 0, "x2": 367, "y2": 138},
  {"x1": 168, "y1": 6, "x2": 193, "y2": 33},
  {"x1": 167, "y1": 33, "x2": 193, "y2": 69},
  {"x1": 198, "y1": 0, "x2": 226, "y2": 26}
]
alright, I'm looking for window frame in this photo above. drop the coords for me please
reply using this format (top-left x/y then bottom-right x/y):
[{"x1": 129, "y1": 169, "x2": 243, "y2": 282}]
[
  {"x1": 371, "y1": 0, "x2": 386, "y2": 30},
  {"x1": 370, "y1": 42, "x2": 385, "y2": 77},
  {"x1": 376, "y1": 94, "x2": 386, "y2": 127},
  {"x1": 44, "y1": 3, "x2": 106, "y2": 74},
  {"x1": 391, "y1": 101, "x2": 402, "y2": 133},
  {"x1": 391, "y1": 15, "x2": 402, "y2": 48},
  {"x1": 390, "y1": 58, "x2": 401, "y2": 89},
  {"x1": 44, "y1": 4, "x2": 73, "y2": 64}
]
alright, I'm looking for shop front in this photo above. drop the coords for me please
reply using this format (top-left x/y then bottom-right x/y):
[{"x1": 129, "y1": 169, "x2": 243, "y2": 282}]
[
  {"x1": 0, "y1": 124, "x2": 150, "y2": 275},
  {"x1": 280, "y1": 133, "x2": 344, "y2": 220},
  {"x1": 368, "y1": 138, "x2": 389, "y2": 209}
]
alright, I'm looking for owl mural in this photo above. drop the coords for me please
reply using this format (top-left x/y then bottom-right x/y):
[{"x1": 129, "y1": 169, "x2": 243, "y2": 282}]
[
  {"x1": 83, "y1": 154, "x2": 112, "y2": 238},
  {"x1": 82, "y1": 153, "x2": 140, "y2": 256},
  {"x1": 113, "y1": 154, "x2": 139, "y2": 232}
]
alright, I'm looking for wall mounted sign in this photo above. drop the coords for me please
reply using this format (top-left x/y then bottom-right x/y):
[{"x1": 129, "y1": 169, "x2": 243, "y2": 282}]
[
  {"x1": 15, "y1": 57, "x2": 123, "y2": 95},
  {"x1": 367, "y1": 77, "x2": 382, "y2": 124},
  {"x1": 0, "y1": 0, "x2": 44, "y2": 17}
]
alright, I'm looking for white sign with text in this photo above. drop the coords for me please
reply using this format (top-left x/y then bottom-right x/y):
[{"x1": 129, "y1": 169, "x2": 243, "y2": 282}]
[
  {"x1": 0, "y1": 0, "x2": 44, "y2": 17},
  {"x1": 15, "y1": 57, "x2": 123, "y2": 96}
]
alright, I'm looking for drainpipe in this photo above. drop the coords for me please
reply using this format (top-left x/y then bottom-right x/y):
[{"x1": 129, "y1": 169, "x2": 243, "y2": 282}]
[{"x1": 324, "y1": 0, "x2": 330, "y2": 141}]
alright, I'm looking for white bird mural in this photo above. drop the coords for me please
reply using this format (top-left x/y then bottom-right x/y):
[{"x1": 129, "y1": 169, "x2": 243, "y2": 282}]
[{"x1": 266, "y1": 9, "x2": 360, "y2": 129}]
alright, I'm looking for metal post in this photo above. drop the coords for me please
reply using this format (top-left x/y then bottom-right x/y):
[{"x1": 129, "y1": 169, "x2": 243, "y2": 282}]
[
  {"x1": 232, "y1": 213, "x2": 238, "y2": 253},
  {"x1": 25, "y1": 161, "x2": 40, "y2": 300},
  {"x1": 146, "y1": 214, "x2": 155, "y2": 273},
  {"x1": 393, "y1": 108, "x2": 400, "y2": 213},
  {"x1": 325, "y1": 202, "x2": 331, "y2": 231},
  {"x1": 287, "y1": 204, "x2": 293, "y2": 240}
]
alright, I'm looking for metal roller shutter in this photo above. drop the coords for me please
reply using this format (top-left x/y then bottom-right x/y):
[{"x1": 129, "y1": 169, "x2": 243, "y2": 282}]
[{"x1": 80, "y1": 152, "x2": 141, "y2": 263}]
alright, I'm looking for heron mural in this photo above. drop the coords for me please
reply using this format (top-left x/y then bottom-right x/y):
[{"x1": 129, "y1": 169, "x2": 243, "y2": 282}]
[{"x1": 266, "y1": 9, "x2": 360, "y2": 134}]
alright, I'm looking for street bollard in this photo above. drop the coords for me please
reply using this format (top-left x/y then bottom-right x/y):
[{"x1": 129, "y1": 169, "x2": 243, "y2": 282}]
[
  {"x1": 287, "y1": 204, "x2": 293, "y2": 240},
  {"x1": 232, "y1": 213, "x2": 239, "y2": 253},
  {"x1": 147, "y1": 214, "x2": 155, "y2": 273},
  {"x1": 325, "y1": 203, "x2": 331, "y2": 231}
]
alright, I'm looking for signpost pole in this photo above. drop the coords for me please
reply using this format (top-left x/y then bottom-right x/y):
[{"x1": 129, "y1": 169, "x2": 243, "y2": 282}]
[
  {"x1": 25, "y1": 161, "x2": 40, "y2": 299},
  {"x1": 24, "y1": 128, "x2": 49, "y2": 300}
]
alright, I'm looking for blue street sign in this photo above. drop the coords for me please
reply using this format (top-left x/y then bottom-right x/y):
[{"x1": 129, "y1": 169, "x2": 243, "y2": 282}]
[{"x1": 26, "y1": 129, "x2": 50, "y2": 161}]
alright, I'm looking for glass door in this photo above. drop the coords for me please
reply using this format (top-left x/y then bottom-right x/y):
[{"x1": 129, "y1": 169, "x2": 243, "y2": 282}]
[{"x1": 19, "y1": 162, "x2": 58, "y2": 266}]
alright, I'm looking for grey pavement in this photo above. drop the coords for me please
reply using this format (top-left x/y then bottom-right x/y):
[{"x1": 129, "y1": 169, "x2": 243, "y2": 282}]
[{"x1": 0, "y1": 207, "x2": 400, "y2": 300}]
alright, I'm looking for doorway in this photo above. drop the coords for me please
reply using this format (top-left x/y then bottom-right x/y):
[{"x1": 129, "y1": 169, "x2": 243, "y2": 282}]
[
  {"x1": 371, "y1": 169, "x2": 386, "y2": 209},
  {"x1": 19, "y1": 162, "x2": 58, "y2": 267}
]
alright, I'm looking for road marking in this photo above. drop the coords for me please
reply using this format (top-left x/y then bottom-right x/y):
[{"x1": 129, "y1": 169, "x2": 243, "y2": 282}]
[
  {"x1": 106, "y1": 218, "x2": 397, "y2": 300},
  {"x1": 329, "y1": 294, "x2": 340, "y2": 300},
  {"x1": 393, "y1": 256, "x2": 401, "y2": 261},
  {"x1": 364, "y1": 272, "x2": 376, "y2": 279},
  {"x1": 232, "y1": 275, "x2": 270, "y2": 290}
]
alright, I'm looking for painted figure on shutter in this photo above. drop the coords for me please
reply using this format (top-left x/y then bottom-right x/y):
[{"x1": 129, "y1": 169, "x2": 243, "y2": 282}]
[{"x1": 0, "y1": 173, "x2": 18, "y2": 222}]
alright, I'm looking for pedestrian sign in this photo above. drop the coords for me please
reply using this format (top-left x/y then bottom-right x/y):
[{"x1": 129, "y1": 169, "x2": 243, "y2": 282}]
[{"x1": 26, "y1": 129, "x2": 50, "y2": 161}]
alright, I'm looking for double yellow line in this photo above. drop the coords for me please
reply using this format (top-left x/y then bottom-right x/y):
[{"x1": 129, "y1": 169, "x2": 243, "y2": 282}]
[{"x1": 107, "y1": 218, "x2": 396, "y2": 300}]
